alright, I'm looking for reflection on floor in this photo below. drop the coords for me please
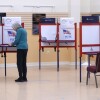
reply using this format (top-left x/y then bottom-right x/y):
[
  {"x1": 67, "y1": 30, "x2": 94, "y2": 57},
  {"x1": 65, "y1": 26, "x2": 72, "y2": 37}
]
[{"x1": 0, "y1": 65, "x2": 100, "y2": 100}]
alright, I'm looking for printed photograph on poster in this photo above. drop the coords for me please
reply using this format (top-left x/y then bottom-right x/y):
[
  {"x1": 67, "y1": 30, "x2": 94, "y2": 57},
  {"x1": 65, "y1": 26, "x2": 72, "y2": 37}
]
[
  {"x1": 3, "y1": 30, "x2": 16, "y2": 44},
  {"x1": 32, "y1": 14, "x2": 46, "y2": 35},
  {"x1": 59, "y1": 28, "x2": 75, "y2": 40},
  {"x1": 63, "y1": 29, "x2": 71, "y2": 39},
  {"x1": 8, "y1": 30, "x2": 16, "y2": 43}
]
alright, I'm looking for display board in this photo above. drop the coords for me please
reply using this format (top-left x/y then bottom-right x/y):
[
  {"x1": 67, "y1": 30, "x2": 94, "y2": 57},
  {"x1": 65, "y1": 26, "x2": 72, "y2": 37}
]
[
  {"x1": 40, "y1": 24, "x2": 57, "y2": 46},
  {"x1": 0, "y1": 17, "x2": 21, "y2": 52},
  {"x1": 2, "y1": 17, "x2": 21, "y2": 44},
  {"x1": 59, "y1": 17, "x2": 75, "y2": 46},
  {"x1": 79, "y1": 23, "x2": 100, "y2": 57},
  {"x1": 82, "y1": 25, "x2": 100, "y2": 53}
]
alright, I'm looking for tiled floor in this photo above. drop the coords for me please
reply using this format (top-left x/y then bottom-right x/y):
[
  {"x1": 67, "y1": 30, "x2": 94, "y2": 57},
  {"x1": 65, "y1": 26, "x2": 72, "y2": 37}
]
[{"x1": 0, "y1": 65, "x2": 100, "y2": 100}]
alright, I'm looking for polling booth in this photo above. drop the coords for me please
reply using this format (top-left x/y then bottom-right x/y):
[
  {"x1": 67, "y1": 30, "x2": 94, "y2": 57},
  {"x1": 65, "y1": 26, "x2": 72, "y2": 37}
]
[
  {"x1": 0, "y1": 17, "x2": 22, "y2": 76},
  {"x1": 79, "y1": 16, "x2": 100, "y2": 82},
  {"x1": 39, "y1": 17, "x2": 77, "y2": 71},
  {"x1": 59, "y1": 18, "x2": 75, "y2": 45}
]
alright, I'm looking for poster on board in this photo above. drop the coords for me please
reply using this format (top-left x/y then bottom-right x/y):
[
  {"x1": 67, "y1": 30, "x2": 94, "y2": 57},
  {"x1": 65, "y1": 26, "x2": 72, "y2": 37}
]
[
  {"x1": 2, "y1": 17, "x2": 21, "y2": 44},
  {"x1": 59, "y1": 17, "x2": 75, "y2": 40},
  {"x1": 41, "y1": 25, "x2": 57, "y2": 46},
  {"x1": 82, "y1": 25, "x2": 100, "y2": 52},
  {"x1": 3, "y1": 30, "x2": 16, "y2": 44},
  {"x1": 59, "y1": 17, "x2": 75, "y2": 46},
  {"x1": 41, "y1": 25, "x2": 57, "y2": 40}
]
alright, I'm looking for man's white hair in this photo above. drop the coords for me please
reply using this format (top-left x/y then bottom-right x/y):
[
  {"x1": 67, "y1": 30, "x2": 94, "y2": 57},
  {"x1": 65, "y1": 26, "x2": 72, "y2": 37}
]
[{"x1": 12, "y1": 22, "x2": 22, "y2": 30}]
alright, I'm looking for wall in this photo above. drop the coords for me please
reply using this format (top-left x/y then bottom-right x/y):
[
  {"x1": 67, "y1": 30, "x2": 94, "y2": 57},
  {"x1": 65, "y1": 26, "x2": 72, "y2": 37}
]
[
  {"x1": 0, "y1": 0, "x2": 99, "y2": 13},
  {"x1": 0, "y1": 0, "x2": 68, "y2": 13},
  {"x1": 81, "y1": 0, "x2": 100, "y2": 13},
  {"x1": 81, "y1": 0, "x2": 91, "y2": 13},
  {"x1": 90, "y1": 0, "x2": 100, "y2": 13}
]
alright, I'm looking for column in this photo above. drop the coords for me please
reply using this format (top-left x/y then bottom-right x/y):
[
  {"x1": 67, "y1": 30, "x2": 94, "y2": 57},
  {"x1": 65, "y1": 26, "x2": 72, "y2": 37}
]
[{"x1": 68, "y1": 0, "x2": 80, "y2": 27}]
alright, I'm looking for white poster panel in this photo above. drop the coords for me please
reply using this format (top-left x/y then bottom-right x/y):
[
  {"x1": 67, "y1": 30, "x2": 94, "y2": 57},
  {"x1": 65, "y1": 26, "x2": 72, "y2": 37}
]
[
  {"x1": 2, "y1": 17, "x2": 21, "y2": 29},
  {"x1": 82, "y1": 47, "x2": 100, "y2": 53},
  {"x1": 59, "y1": 17, "x2": 75, "y2": 40},
  {"x1": 41, "y1": 25, "x2": 57, "y2": 46},
  {"x1": 2, "y1": 17, "x2": 21, "y2": 44},
  {"x1": 82, "y1": 25, "x2": 100, "y2": 52},
  {"x1": 0, "y1": 25, "x2": 2, "y2": 44},
  {"x1": 3, "y1": 29, "x2": 16, "y2": 44},
  {"x1": 82, "y1": 25, "x2": 100, "y2": 44},
  {"x1": 41, "y1": 25, "x2": 57, "y2": 40}
]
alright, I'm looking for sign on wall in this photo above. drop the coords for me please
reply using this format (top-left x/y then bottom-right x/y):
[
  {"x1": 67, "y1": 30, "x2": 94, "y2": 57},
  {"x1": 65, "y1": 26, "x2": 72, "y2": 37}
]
[{"x1": 32, "y1": 14, "x2": 46, "y2": 35}]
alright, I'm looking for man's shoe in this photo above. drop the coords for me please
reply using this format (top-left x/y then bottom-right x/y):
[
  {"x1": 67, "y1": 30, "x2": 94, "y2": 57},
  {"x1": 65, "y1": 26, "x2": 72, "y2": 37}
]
[
  {"x1": 15, "y1": 78, "x2": 24, "y2": 82},
  {"x1": 23, "y1": 78, "x2": 27, "y2": 82}
]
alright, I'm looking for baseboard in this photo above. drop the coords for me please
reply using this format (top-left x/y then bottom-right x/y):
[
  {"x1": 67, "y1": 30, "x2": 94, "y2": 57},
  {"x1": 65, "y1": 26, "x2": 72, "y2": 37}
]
[
  {"x1": 0, "y1": 61, "x2": 94, "y2": 67},
  {"x1": 0, "y1": 61, "x2": 78, "y2": 67}
]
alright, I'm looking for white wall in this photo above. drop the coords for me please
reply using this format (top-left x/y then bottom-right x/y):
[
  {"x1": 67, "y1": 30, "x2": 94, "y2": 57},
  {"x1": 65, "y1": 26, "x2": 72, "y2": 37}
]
[
  {"x1": 80, "y1": 0, "x2": 91, "y2": 13},
  {"x1": 80, "y1": 0, "x2": 100, "y2": 13},
  {"x1": 90, "y1": 0, "x2": 100, "y2": 13},
  {"x1": 0, "y1": 0, "x2": 100, "y2": 13},
  {"x1": 0, "y1": 0, "x2": 69, "y2": 12}
]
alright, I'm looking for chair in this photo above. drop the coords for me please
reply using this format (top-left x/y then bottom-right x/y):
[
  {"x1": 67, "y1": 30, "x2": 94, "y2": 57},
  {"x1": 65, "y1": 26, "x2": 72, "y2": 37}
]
[{"x1": 86, "y1": 52, "x2": 100, "y2": 88}]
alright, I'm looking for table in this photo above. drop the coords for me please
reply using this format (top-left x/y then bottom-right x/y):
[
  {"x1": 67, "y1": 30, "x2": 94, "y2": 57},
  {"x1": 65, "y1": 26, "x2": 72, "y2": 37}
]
[{"x1": 0, "y1": 44, "x2": 16, "y2": 76}]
